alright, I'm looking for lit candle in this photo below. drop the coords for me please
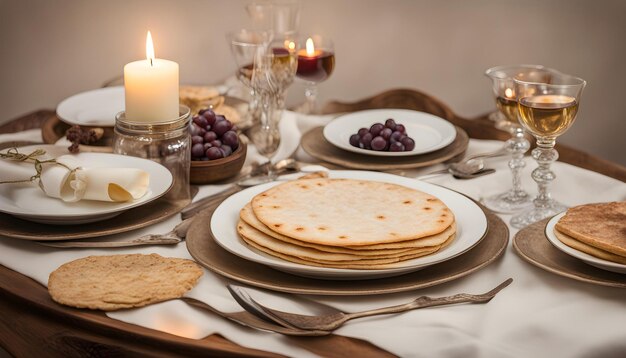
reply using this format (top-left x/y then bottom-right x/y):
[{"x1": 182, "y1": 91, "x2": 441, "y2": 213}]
[
  {"x1": 296, "y1": 37, "x2": 334, "y2": 82},
  {"x1": 123, "y1": 31, "x2": 179, "y2": 122}
]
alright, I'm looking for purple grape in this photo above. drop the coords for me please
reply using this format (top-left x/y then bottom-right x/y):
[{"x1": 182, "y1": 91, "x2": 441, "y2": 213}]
[
  {"x1": 401, "y1": 137, "x2": 415, "y2": 151},
  {"x1": 371, "y1": 136, "x2": 387, "y2": 151},
  {"x1": 191, "y1": 135, "x2": 204, "y2": 145},
  {"x1": 395, "y1": 124, "x2": 406, "y2": 133},
  {"x1": 222, "y1": 131, "x2": 239, "y2": 148},
  {"x1": 385, "y1": 118, "x2": 396, "y2": 130},
  {"x1": 197, "y1": 127, "x2": 206, "y2": 136},
  {"x1": 231, "y1": 124, "x2": 238, "y2": 132},
  {"x1": 202, "y1": 109, "x2": 217, "y2": 125},
  {"x1": 206, "y1": 146, "x2": 224, "y2": 160},
  {"x1": 198, "y1": 108, "x2": 209, "y2": 115},
  {"x1": 361, "y1": 132, "x2": 373, "y2": 148},
  {"x1": 220, "y1": 145, "x2": 233, "y2": 157},
  {"x1": 210, "y1": 139, "x2": 222, "y2": 148},
  {"x1": 190, "y1": 123, "x2": 202, "y2": 136},
  {"x1": 204, "y1": 131, "x2": 217, "y2": 143},
  {"x1": 357, "y1": 128, "x2": 369, "y2": 137},
  {"x1": 389, "y1": 142, "x2": 405, "y2": 152},
  {"x1": 203, "y1": 142, "x2": 212, "y2": 150},
  {"x1": 349, "y1": 134, "x2": 360, "y2": 147},
  {"x1": 213, "y1": 120, "x2": 232, "y2": 136},
  {"x1": 191, "y1": 143, "x2": 205, "y2": 158},
  {"x1": 193, "y1": 115, "x2": 208, "y2": 128},
  {"x1": 381, "y1": 128, "x2": 392, "y2": 140},
  {"x1": 215, "y1": 114, "x2": 226, "y2": 122},
  {"x1": 390, "y1": 131, "x2": 403, "y2": 143},
  {"x1": 370, "y1": 123, "x2": 384, "y2": 137}
]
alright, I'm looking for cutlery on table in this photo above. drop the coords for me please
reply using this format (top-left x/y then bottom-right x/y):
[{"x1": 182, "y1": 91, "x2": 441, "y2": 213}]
[
  {"x1": 37, "y1": 216, "x2": 194, "y2": 248},
  {"x1": 179, "y1": 296, "x2": 330, "y2": 336},
  {"x1": 228, "y1": 278, "x2": 513, "y2": 332}
]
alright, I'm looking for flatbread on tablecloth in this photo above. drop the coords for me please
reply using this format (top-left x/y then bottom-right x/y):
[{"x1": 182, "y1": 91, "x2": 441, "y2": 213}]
[{"x1": 48, "y1": 254, "x2": 203, "y2": 311}]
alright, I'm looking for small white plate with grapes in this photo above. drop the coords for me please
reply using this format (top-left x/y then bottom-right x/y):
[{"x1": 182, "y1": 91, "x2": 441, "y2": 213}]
[{"x1": 323, "y1": 109, "x2": 456, "y2": 157}]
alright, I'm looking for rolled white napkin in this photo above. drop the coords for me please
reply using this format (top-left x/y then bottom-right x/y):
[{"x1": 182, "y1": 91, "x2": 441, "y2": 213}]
[{"x1": 38, "y1": 155, "x2": 150, "y2": 202}]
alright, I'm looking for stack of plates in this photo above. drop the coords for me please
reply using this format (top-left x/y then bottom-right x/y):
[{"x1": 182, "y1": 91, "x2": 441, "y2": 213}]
[
  {"x1": 187, "y1": 171, "x2": 509, "y2": 294},
  {"x1": 0, "y1": 145, "x2": 183, "y2": 241},
  {"x1": 301, "y1": 109, "x2": 469, "y2": 170}
]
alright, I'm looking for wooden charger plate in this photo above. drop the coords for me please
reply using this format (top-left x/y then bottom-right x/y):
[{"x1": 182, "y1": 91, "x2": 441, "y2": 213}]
[
  {"x1": 186, "y1": 202, "x2": 508, "y2": 296},
  {"x1": 0, "y1": 198, "x2": 189, "y2": 241},
  {"x1": 301, "y1": 126, "x2": 469, "y2": 170},
  {"x1": 513, "y1": 218, "x2": 626, "y2": 288}
]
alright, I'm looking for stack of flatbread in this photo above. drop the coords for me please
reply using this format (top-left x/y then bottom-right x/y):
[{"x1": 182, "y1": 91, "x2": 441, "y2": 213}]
[
  {"x1": 179, "y1": 85, "x2": 241, "y2": 123},
  {"x1": 236, "y1": 177, "x2": 456, "y2": 270},
  {"x1": 554, "y1": 201, "x2": 626, "y2": 265}
]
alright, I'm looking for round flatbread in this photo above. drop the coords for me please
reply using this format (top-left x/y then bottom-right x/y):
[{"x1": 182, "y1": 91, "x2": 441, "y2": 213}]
[
  {"x1": 251, "y1": 178, "x2": 454, "y2": 246},
  {"x1": 237, "y1": 219, "x2": 439, "y2": 262},
  {"x1": 554, "y1": 228, "x2": 626, "y2": 265},
  {"x1": 240, "y1": 203, "x2": 451, "y2": 255},
  {"x1": 48, "y1": 254, "x2": 203, "y2": 311},
  {"x1": 240, "y1": 234, "x2": 454, "y2": 270},
  {"x1": 555, "y1": 202, "x2": 626, "y2": 257}
]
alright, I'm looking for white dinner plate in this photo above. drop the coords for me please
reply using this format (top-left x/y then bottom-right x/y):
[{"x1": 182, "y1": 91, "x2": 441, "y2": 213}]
[
  {"x1": 0, "y1": 145, "x2": 172, "y2": 225},
  {"x1": 56, "y1": 86, "x2": 125, "y2": 127},
  {"x1": 211, "y1": 170, "x2": 488, "y2": 280},
  {"x1": 545, "y1": 213, "x2": 626, "y2": 274},
  {"x1": 323, "y1": 109, "x2": 456, "y2": 157}
]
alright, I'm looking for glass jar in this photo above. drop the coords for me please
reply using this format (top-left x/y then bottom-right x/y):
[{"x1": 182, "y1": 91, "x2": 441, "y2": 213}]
[{"x1": 113, "y1": 106, "x2": 191, "y2": 202}]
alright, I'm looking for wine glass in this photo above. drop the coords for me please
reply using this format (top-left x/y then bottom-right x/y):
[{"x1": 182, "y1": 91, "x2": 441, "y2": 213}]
[
  {"x1": 227, "y1": 29, "x2": 271, "y2": 126},
  {"x1": 483, "y1": 65, "x2": 557, "y2": 213},
  {"x1": 246, "y1": 0, "x2": 301, "y2": 37},
  {"x1": 229, "y1": 30, "x2": 298, "y2": 183},
  {"x1": 296, "y1": 35, "x2": 335, "y2": 114},
  {"x1": 510, "y1": 72, "x2": 586, "y2": 228}
]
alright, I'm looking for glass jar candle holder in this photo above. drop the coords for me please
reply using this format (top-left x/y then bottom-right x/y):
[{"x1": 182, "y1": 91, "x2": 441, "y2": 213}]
[{"x1": 113, "y1": 105, "x2": 191, "y2": 202}]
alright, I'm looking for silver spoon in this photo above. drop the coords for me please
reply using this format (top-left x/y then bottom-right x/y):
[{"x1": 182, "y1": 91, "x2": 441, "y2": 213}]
[{"x1": 416, "y1": 159, "x2": 493, "y2": 180}]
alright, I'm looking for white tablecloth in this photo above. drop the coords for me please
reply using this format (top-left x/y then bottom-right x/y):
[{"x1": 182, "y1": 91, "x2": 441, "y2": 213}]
[{"x1": 0, "y1": 112, "x2": 625, "y2": 358}]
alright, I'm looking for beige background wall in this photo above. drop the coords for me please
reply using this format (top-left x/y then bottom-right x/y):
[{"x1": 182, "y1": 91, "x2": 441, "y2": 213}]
[{"x1": 1, "y1": 0, "x2": 624, "y2": 165}]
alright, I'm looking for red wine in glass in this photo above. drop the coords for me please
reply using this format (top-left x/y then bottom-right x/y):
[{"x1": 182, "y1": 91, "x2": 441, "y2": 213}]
[{"x1": 296, "y1": 51, "x2": 335, "y2": 83}]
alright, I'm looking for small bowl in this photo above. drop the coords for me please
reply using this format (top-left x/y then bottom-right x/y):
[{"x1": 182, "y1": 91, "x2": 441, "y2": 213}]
[{"x1": 190, "y1": 139, "x2": 247, "y2": 184}]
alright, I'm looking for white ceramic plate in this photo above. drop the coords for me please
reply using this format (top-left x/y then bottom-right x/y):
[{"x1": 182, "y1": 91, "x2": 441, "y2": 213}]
[
  {"x1": 323, "y1": 109, "x2": 456, "y2": 157},
  {"x1": 211, "y1": 170, "x2": 488, "y2": 280},
  {"x1": 56, "y1": 86, "x2": 125, "y2": 127},
  {"x1": 0, "y1": 145, "x2": 172, "y2": 225},
  {"x1": 545, "y1": 213, "x2": 626, "y2": 274}
]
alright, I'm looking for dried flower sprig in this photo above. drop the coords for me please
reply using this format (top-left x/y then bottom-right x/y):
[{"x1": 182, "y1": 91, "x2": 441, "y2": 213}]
[{"x1": 0, "y1": 148, "x2": 73, "y2": 184}]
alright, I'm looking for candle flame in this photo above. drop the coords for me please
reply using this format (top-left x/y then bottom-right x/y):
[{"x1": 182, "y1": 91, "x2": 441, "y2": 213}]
[
  {"x1": 306, "y1": 38, "x2": 315, "y2": 56},
  {"x1": 288, "y1": 41, "x2": 296, "y2": 51},
  {"x1": 505, "y1": 88, "x2": 513, "y2": 98},
  {"x1": 146, "y1": 31, "x2": 155, "y2": 66}
]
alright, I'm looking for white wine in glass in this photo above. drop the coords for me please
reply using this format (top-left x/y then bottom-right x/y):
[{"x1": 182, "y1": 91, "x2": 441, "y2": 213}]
[{"x1": 510, "y1": 73, "x2": 585, "y2": 228}]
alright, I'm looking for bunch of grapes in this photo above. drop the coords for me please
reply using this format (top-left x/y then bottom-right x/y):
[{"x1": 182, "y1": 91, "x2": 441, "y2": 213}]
[
  {"x1": 349, "y1": 118, "x2": 415, "y2": 152},
  {"x1": 190, "y1": 109, "x2": 239, "y2": 161}
]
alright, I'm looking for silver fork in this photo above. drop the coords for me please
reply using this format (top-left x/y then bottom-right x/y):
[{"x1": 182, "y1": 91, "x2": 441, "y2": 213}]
[
  {"x1": 229, "y1": 278, "x2": 513, "y2": 332},
  {"x1": 37, "y1": 217, "x2": 194, "y2": 248}
]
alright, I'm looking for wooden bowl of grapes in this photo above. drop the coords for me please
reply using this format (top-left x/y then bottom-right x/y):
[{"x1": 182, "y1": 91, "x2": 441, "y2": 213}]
[{"x1": 189, "y1": 109, "x2": 247, "y2": 184}]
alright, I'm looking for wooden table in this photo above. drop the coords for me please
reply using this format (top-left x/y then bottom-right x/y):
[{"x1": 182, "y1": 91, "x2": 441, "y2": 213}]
[{"x1": 1, "y1": 89, "x2": 624, "y2": 357}]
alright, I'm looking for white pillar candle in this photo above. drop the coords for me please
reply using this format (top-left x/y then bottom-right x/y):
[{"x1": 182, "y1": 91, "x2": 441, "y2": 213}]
[{"x1": 123, "y1": 31, "x2": 179, "y2": 122}]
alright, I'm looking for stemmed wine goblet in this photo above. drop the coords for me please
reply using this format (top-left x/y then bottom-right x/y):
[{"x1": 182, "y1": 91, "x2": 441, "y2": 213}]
[
  {"x1": 296, "y1": 35, "x2": 335, "y2": 114},
  {"x1": 483, "y1": 65, "x2": 556, "y2": 213},
  {"x1": 228, "y1": 29, "x2": 298, "y2": 183},
  {"x1": 510, "y1": 73, "x2": 586, "y2": 228}
]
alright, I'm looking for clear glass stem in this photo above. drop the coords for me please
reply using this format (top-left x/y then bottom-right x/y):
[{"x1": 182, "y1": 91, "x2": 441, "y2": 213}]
[
  {"x1": 304, "y1": 84, "x2": 318, "y2": 114},
  {"x1": 507, "y1": 128, "x2": 530, "y2": 198},
  {"x1": 531, "y1": 137, "x2": 558, "y2": 208}
]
